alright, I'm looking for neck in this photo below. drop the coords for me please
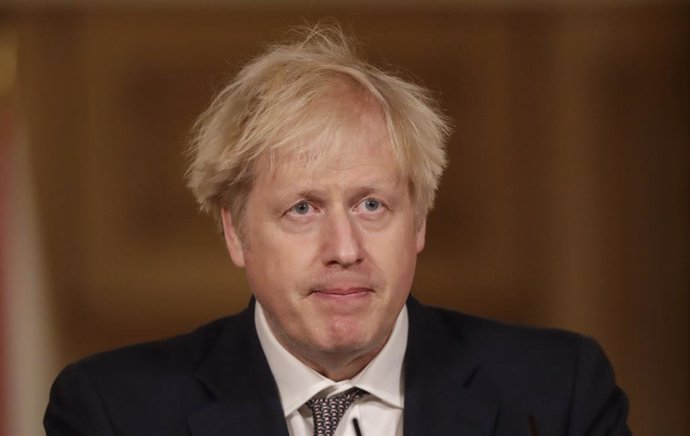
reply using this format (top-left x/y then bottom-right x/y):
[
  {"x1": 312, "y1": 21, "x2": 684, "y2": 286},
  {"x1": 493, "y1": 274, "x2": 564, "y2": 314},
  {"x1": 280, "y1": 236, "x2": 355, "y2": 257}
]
[{"x1": 295, "y1": 345, "x2": 384, "y2": 381}]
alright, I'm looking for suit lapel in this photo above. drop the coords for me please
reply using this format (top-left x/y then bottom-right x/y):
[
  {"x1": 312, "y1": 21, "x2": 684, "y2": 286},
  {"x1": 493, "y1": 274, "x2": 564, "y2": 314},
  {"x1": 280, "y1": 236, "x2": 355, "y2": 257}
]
[
  {"x1": 403, "y1": 297, "x2": 500, "y2": 436},
  {"x1": 188, "y1": 301, "x2": 289, "y2": 436}
]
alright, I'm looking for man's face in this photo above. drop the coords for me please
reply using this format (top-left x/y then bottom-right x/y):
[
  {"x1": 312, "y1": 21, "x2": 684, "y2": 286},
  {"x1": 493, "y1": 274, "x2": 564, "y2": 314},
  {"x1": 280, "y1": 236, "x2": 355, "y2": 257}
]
[{"x1": 221, "y1": 98, "x2": 425, "y2": 374}]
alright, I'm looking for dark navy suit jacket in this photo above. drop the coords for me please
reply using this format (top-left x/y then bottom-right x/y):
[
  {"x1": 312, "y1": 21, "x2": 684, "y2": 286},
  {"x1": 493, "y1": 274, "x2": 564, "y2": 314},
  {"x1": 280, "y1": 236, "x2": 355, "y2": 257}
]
[{"x1": 44, "y1": 297, "x2": 631, "y2": 436}]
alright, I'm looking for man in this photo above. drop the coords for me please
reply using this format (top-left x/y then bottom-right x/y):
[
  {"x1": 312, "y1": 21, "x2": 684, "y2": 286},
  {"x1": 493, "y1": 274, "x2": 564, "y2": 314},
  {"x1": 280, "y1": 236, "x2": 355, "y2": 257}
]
[{"x1": 45, "y1": 25, "x2": 631, "y2": 436}]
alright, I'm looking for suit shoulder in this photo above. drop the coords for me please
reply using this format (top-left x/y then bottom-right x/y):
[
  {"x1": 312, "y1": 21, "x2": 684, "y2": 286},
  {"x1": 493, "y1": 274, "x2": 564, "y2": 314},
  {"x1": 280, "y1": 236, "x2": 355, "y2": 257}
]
[
  {"x1": 428, "y1": 306, "x2": 629, "y2": 434},
  {"x1": 428, "y1": 305, "x2": 589, "y2": 359},
  {"x1": 64, "y1": 311, "x2": 245, "y2": 382},
  {"x1": 46, "y1": 313, "x2": 252, "y2": 435}
]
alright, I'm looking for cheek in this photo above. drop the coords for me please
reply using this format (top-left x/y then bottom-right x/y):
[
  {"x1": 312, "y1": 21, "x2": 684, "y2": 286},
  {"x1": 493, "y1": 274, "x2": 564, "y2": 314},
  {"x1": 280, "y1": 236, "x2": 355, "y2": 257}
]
[
  {"x1": 242, "y1": 232, "x2": 315, "y2": 297},
  {"x1": 366, "y1": 227, "x2": 418, "y2": 283}
]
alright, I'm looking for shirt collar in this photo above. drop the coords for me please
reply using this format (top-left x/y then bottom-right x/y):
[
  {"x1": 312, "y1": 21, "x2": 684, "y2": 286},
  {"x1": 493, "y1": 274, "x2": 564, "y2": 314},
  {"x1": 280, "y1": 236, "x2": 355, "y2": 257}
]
[{"x1": 254, "y1": 301, "x2": 408, "y2": 417}]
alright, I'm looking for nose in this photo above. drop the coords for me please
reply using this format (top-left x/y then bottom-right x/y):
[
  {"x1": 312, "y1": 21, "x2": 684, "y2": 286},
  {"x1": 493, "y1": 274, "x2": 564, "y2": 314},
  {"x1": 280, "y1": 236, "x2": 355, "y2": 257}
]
[{"x1": 321, "y1": 208, "x2": 364, "y2": 268}]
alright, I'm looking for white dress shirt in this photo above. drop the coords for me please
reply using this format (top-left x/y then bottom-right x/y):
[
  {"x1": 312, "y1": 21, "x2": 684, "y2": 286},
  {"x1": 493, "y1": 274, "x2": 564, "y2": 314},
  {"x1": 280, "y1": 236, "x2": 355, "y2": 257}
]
[{"x1": 255, "y1": 301, "x2": 408, "y2": 436}]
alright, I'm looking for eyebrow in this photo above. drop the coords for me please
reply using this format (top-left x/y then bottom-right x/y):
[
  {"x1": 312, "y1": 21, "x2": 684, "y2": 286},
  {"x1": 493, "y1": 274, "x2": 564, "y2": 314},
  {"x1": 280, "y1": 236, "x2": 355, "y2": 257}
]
[{"x1": 279, "y1": 182, "x2": 402, "y2": 203}]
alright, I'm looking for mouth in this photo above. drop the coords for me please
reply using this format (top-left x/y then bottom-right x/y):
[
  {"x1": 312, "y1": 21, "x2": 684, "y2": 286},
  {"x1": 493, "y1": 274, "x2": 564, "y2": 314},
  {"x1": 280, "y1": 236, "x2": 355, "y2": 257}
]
[{"x1": 310, "y1": 287, "x2": 373, "y2": 297}]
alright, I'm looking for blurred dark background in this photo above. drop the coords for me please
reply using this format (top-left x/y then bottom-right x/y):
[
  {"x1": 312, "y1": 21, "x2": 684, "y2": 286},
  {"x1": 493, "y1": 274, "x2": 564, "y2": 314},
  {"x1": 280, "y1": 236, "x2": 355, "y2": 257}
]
[{"x1": 1, "y1": 2, "x2": 688, "y2": 435}]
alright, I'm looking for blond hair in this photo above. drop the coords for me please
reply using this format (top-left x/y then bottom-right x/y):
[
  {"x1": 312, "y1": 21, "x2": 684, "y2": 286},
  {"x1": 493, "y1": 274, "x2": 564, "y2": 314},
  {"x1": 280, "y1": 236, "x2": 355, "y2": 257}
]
[{"x1": 186, "y1": 23, "x2": 450, "y2": 232}]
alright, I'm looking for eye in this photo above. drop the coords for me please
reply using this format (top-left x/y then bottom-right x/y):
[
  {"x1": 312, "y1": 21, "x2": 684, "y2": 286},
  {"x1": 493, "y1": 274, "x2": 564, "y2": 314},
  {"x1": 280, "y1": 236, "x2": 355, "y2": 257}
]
[
  {"x1": 290, "y1": 201, "x2": 312, "y2": 215},
  {"x1": 362, "y1": 198, "x2": 381, "y2": 212}
]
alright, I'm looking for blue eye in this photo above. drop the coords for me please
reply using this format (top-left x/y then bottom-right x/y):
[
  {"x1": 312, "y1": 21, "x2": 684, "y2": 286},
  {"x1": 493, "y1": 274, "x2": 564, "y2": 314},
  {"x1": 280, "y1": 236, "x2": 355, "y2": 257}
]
[
  {"x1": 291, "y1": 202, "x2": 311, "y2": 215},
  {"x1": 363, "y1": 198, "x2": 381, "y2": 212}
]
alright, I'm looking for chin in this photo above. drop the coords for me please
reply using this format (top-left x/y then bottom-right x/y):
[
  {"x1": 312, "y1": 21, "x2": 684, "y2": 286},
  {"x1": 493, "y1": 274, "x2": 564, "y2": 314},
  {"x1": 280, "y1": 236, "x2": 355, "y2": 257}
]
[{"x1": 314, "y1": 326, "x2": 380, "y2": 356}]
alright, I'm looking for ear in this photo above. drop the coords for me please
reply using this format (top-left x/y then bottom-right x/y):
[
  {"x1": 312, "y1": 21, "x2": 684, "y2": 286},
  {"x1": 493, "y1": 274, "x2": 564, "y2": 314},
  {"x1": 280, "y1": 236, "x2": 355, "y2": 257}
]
[
  {"x1": 415, "y1": 218, "x2": 426, "y2": 253},
  {"x1": 220, "y1": 208, "x2": 246, "y2": 267}
]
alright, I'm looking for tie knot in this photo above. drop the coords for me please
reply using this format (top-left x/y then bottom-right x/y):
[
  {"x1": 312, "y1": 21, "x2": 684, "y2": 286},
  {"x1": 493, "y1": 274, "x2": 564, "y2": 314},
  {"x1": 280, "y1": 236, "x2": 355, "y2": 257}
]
[{"x1": 306, "y1": 388, "x2": 366, "y2": 436}]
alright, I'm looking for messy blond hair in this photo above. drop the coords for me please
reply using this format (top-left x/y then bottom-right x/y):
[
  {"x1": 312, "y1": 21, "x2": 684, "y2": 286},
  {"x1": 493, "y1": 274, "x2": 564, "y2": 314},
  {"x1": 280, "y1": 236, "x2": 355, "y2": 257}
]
[{"x1": 186, "y1": 23, "x2": 450, "y2": 232}]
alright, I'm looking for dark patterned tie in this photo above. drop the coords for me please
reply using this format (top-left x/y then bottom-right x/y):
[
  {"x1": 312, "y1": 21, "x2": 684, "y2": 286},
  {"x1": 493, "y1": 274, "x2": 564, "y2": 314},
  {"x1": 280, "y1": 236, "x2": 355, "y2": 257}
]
[{"x1": 306, "y1": 388, "x2": 366, "y2": 436}]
